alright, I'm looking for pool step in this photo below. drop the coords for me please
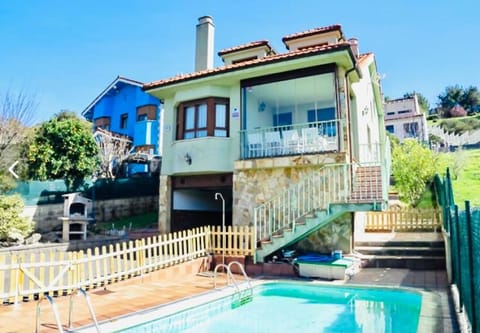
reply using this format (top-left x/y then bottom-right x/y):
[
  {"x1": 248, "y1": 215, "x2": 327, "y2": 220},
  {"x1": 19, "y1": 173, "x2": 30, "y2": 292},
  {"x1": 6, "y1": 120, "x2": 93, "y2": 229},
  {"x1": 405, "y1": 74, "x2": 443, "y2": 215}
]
[
  {"x1": 231, "y1": 295, "x2": 253, "y2": 309},
  {"x1": 354, "y1": 239, "x2": 446, "y2": 270}
]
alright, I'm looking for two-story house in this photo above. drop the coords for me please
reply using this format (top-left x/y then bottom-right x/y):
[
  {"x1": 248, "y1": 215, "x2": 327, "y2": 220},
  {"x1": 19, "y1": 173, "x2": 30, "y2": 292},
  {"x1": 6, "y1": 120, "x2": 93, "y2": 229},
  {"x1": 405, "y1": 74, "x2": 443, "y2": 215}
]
[
  {"x1": 144, "y1": 17, "x2": 390, "y2": 262},
  {"x1": 384, "y1": 95, "x2": 428, "y2": 142},
  {"x1": 82, "y1": 76, "x2": 162, "y2": 176}
]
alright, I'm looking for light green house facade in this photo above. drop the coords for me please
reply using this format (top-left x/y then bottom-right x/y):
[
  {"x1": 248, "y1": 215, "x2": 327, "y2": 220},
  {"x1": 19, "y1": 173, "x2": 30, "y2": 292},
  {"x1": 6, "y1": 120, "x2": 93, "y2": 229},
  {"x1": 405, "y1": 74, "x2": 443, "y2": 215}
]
[{"x1": 145, "y1": 18, "x2": 389, "y2": 260}]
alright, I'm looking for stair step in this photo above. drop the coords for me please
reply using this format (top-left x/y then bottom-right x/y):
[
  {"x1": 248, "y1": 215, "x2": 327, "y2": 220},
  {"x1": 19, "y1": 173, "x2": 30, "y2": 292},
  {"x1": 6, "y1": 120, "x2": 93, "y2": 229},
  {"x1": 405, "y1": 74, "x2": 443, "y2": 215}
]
[
  {"x1": 357, "y1": 255, "x2": 446, "y2": 270},
  {"x1": 355, "y1": 246, "x2": 445, "y2": 256},
  {"x1": 355, "y1": 241, "x2": 445, "y2": 248}
]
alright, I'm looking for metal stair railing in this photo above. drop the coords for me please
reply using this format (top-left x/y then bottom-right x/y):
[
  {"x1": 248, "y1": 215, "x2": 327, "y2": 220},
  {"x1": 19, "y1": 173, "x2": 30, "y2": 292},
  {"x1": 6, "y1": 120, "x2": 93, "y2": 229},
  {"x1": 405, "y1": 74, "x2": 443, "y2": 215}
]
[
  {"x1": 213, "y1": 261, "x2": 253, "y2": 308},
  {"x1": 254, "y1": 163, "x2": 353, "y2": 244},
  {"x1": 254, "y1": 155, "x2": 387, "y2": 247}
]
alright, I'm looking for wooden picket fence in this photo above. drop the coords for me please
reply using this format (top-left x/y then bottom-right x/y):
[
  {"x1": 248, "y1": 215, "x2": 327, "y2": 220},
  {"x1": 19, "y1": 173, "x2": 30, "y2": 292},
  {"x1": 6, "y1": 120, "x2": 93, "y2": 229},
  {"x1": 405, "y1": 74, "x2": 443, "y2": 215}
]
[
  {"x1": 0, "y1": 225, "x2": 254, "y2": 304},
  {"x1": 365, "y1": 207, "x2": 442, "y2": 232}
]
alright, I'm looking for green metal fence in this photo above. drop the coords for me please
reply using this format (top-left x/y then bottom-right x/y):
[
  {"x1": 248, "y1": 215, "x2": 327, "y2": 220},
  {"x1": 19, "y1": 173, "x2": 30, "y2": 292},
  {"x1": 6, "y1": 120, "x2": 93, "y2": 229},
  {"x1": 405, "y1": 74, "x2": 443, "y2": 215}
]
[
  {"x1": 9, "y1": 176, "x2": 159, "y2": 206},
  {"x1": 435, "y1": 169, "x2": 479, "y2": 333}
]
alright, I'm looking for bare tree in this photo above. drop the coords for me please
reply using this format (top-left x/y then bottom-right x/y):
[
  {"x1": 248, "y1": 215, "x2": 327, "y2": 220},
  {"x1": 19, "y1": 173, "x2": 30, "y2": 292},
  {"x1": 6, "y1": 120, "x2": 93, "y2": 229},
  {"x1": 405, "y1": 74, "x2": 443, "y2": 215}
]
[
  {"x1": 94, "y1": 128, "x2": 132, "y2": 178},
  {"x1": 0, "y1": 89, "x2": 36, "y2": 160},
  {"x1": 0, "y1": 89, "x2": 37, "y2": 191}
]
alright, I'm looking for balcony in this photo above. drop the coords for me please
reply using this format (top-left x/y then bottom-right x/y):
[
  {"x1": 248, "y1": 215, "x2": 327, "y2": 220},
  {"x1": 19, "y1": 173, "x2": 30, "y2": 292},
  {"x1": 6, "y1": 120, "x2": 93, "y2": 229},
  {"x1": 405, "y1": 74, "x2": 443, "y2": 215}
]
[{"x1": 240, "y1": 120, "x2": 341, "y2": 159}]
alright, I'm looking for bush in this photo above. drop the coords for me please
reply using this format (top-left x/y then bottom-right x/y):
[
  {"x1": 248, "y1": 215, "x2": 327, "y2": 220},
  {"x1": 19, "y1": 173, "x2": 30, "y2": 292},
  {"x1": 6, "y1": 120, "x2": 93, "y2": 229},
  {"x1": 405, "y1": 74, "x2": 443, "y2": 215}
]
[
  {"x1": 438, "y1": 116, "x2": 480, "y2": 135},
  {"x1": 0, "y1": 195, "x2": 33, "y2": 242},
  {"x1": 391, "y1": 139, "x2": 437, "y2": 205}
]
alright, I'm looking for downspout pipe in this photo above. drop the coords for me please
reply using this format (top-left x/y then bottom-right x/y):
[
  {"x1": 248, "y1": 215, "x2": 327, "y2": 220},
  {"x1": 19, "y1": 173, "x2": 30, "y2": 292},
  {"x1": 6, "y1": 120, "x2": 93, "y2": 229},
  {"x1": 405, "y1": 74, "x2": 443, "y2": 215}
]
[{"x1": 344, "y1": 64, "x2": 358, "y2": 165}]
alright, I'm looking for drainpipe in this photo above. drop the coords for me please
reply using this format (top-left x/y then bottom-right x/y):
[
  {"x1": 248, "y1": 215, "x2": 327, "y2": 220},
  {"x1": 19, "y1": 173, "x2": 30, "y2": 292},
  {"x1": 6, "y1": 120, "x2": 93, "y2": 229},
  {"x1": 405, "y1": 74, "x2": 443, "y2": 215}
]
[
  {"x1": 344, "y1": 65, "x2": 357, "y2": 165},
  {"x1": 344, "y1": 64, "x2": 358, "y2": 252}
]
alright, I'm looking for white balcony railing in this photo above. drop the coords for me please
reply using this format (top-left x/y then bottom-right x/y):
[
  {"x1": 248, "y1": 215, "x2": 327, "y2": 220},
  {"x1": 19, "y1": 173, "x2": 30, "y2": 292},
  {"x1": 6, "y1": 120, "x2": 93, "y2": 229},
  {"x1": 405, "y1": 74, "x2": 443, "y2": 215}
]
[{"x1": 240, "y1": 120, "x2": 341, "y2": 159}]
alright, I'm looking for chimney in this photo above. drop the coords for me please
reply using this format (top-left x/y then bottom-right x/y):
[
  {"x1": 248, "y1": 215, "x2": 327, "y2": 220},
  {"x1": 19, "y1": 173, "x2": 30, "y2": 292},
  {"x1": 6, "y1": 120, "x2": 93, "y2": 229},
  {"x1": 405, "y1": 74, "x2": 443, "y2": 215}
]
[
  {"x1": 195, "y1": 16, "x2": 215, "y2": 72},
  {"x1": 348, "y1": 38, "x2": 359, "y2": 58}
]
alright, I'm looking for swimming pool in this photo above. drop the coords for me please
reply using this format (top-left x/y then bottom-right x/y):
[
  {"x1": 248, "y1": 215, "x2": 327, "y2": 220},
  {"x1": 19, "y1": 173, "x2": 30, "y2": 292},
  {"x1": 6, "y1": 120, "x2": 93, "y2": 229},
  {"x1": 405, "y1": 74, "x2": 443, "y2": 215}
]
[{"x1": 87, "y1": 281, "x2": 428, "y2": 333}]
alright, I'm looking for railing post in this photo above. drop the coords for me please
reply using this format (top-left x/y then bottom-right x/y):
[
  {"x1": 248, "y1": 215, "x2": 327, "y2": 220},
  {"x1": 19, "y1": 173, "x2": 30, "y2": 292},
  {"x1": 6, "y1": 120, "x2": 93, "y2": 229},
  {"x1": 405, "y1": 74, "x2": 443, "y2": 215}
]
[
  {"x1": 14, "y1": 255, "x2": 21, "y2": 305},
  {"x1": 465, "y1": 201, "x2": 476, "y2": 333},
  {"x1": 452, "y1": 205, "x2": 462, "y2": 311}
]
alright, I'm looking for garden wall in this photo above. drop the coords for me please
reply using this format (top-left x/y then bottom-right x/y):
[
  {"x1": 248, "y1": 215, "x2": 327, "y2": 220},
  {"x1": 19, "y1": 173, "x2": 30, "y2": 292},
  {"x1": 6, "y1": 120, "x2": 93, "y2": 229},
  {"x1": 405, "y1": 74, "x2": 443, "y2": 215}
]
[{"x1": 23, "y1": 196, "x2": 159, "y2": 233}]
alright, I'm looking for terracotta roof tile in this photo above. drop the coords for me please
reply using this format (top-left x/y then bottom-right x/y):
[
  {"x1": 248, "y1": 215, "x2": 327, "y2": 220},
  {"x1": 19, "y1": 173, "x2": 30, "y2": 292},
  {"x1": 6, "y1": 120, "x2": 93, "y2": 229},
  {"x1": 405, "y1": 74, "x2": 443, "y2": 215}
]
[
  {"x1": 218, "y1": 40, "x2": 274, "y2": 56},
  {"x1": 282, "y1": 24, "x2": 343, "y2": 43},
  {"x1": 357, "y1": 53, "x2": 374, "y2": 66},
  {"x1": 144, "y1": 42, "x2": 353, "y2": 90}
]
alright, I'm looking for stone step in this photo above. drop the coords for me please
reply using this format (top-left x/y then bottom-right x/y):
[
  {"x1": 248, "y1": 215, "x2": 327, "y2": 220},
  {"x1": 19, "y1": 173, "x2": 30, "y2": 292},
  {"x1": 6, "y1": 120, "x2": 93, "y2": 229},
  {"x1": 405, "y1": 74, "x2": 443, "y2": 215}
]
[
  {"x1": 355, "y1": 240, "x2": 445, "y2": 248},
  {"x1": 354, "y1": 234, "x2": 446, "y2": 270},
  {"x1": 357, "y1": 254, "x2": 446, "y2": 270},
  {"x1": 355, "y1": 245, "x2": 445, "y2": 256}
]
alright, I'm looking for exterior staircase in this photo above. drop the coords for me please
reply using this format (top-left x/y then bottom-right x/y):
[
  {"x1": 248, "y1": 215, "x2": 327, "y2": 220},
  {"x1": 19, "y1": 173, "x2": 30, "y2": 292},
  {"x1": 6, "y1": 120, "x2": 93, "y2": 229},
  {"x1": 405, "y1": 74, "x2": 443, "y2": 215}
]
[
  {"x1": 254, "y1": 162, "x2": 388, "y2": 263},
  {"x1": 256, "y1": 209, "x2": 345, "y2": 262},
  {"x1": 350, "y1": 165, "x2": 383, "y2": 203},
  {"x1": 354, "y1": 233, "x2": 446, "y2": 270}
]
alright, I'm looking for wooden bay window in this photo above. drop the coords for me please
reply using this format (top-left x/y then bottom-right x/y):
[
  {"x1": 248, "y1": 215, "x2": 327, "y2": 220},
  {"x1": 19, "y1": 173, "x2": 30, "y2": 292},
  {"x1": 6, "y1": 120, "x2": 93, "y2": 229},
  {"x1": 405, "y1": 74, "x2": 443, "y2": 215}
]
[{"x1": 176, "y1": 97, "x2": 229, "y2": 140}]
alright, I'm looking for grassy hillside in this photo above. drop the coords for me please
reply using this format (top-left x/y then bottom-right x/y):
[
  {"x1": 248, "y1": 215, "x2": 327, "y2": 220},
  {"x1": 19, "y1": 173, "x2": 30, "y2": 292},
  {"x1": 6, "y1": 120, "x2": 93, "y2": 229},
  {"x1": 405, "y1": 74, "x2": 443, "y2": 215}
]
[{"x1": 437, "y1": 149, "x2": 480, "y2": 207}]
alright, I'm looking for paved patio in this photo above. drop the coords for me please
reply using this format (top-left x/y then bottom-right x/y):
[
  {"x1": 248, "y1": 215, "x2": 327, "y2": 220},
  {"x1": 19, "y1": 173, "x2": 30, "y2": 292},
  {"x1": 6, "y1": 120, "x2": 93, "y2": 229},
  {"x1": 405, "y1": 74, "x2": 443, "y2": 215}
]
[
  {"x1": 0, "y1": 231, "x2": 461, "y2": 333},
  {"x1": 0, "y1": 261, "x2": 460, "y2": 333}
]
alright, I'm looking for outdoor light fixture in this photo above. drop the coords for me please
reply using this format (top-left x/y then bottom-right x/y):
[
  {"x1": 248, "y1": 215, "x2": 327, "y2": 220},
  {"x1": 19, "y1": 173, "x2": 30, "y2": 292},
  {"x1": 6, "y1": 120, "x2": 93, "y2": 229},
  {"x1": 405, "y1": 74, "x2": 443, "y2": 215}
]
[
  {"x1": 258, "y1": 101, "x2": 266, "y2": 112},
  {"x1": 184, "y1": 153, "x2": 192, "y2": 165}
]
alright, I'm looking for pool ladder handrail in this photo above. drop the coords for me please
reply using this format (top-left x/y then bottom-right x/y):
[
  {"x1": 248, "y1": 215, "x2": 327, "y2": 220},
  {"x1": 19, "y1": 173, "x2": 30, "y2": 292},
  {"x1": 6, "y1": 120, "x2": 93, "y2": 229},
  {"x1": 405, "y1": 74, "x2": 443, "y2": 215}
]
[
  {"x1": 213, "y1": 261, "x2": 253, "y2": 307},
  {"x1": 35, "y1": 287, "x2": 100, "y2": 333},
  {"x1": 68, "y1": 288, "x2": 101, "y2": 332},
  {"x1": 36, "y1": 294, "x2": 64, "y2": 333}
]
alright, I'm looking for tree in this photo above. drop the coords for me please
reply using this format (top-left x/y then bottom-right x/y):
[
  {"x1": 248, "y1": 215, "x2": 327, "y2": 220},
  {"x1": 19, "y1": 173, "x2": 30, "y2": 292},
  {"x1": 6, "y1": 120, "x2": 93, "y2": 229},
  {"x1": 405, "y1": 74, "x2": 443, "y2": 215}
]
[
  {"x1": 437, "y1": 85, "x2": 480, "y2": 116},
  {"x1": 94, "y1": 128, "x2": 132, "y2": 178},
  {"x1": 24, "y1": 112, "x2": 99, "y2": 191},
  {"x1": 391, "y1": 139, "x2": 437, "y2": 205},
  {"x1": 0, "y1": 194, "x2": 33, "y2": 242},
  {"x1": 461, "y1": 86, "x2": 480, "y2": 114},
  {"x1": 403, "y1": 91, "x2": 430, "y2": 114},
  {"x1": 0, "y1": 89, "x2": 37, "y2": 193}
]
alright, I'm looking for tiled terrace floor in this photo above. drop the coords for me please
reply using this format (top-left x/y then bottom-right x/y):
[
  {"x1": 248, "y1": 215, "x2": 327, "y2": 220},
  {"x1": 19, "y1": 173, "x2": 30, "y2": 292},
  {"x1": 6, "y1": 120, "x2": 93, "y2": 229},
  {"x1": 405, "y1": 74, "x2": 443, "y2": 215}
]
[{"x1": 0, "y1": 232, "x2": 461, "y2": 333}]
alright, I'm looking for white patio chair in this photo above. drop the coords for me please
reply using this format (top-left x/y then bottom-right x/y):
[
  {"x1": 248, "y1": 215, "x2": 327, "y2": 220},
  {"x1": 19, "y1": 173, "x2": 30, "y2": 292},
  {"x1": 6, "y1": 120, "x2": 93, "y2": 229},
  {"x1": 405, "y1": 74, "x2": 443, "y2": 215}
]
[
  {"x1": 247, "y1": 132, "x2": 264, "y2": 158},
  {"x1": 282, "y1": 129, "x2": 300, "y2": 155},
  {"x1": 264, "y1": 131, "x2": 282, "y2": 156},
  {"x1": 301, "y1": 127, "x2": 320, "y2": 153}
]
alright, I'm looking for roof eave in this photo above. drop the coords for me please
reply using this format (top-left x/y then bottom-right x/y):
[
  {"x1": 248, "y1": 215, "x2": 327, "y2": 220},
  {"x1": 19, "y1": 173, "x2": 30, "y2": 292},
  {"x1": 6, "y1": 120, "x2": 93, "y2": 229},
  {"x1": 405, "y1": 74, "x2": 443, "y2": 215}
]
[
  {"x1": 81, "y1": 76, "x2": 144, "y2": 118},
  {"x1": 144, "y1": 44, "x2": 357, "y2": 92}
]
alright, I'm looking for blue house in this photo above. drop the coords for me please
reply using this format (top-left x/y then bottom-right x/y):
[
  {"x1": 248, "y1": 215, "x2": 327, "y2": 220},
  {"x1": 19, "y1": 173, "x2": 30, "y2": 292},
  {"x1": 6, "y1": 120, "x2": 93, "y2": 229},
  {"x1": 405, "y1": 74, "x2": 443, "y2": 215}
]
[{"x1": 82, "y1": 76, "x2": 162, "y2": 176}]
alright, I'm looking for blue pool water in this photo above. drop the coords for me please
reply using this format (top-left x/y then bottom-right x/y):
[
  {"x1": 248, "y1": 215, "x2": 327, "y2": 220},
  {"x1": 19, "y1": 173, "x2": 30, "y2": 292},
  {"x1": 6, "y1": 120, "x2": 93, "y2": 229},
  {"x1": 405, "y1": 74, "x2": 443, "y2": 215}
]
[{"x1": 116, "y1": 282, "x2": 422, "y2": 333}]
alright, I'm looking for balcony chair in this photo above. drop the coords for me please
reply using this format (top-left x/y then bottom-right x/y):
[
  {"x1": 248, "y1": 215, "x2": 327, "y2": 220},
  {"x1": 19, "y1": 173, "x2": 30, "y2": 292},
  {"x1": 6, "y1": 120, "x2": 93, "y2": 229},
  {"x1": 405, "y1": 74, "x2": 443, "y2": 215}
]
[
  {"x1": 301, "y1": 127, "x2": 322, "y2": 153},
  {"x1": 264, "y1": 131, "x2": 282, "y2": 156},
  {"x1": 247, "y1": 132, "x2": 264, "y2": 158},
  {"x1": 282, "y1": 129, "x2": 300, "y2": 155}
]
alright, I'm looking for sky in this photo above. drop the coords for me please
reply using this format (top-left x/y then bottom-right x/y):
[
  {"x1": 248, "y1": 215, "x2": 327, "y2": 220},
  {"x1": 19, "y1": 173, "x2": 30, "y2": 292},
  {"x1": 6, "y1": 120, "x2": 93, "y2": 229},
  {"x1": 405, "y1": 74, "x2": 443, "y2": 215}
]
[{"x1": 1, "y1": 0, "x2": 479, "y2": 124}]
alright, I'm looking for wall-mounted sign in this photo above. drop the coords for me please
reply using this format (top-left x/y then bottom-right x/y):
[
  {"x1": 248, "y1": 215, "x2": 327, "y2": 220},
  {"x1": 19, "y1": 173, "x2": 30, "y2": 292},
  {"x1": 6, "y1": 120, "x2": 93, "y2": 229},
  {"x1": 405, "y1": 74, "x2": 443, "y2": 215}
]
[{"x1": 232, "y1": 107, "x2": 239, "y2": 118}]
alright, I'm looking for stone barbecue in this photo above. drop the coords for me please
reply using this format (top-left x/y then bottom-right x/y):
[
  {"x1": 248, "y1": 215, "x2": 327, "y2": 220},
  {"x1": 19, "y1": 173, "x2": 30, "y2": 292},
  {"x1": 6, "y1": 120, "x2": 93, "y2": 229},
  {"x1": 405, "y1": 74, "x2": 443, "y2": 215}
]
[{"x1": 58, "y1": 193, "x2": 94, "y2": 241}]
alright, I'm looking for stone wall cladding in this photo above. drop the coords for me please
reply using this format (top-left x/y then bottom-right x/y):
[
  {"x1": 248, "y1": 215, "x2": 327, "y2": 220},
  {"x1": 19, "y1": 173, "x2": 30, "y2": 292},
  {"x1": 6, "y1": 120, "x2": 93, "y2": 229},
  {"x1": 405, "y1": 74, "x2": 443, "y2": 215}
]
[
  {"x1": 296, "y1": 212, "x2": 352, "y2": 254},
  {"x1": 158, "y1": 175, "x2": 171, "y2": 233},
  {"x1": 233, "y1": 153, "x2": 347, "y2": 227},
  {"x1": 24, "y1": 196, "x2": 158, "y2": 233}
]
